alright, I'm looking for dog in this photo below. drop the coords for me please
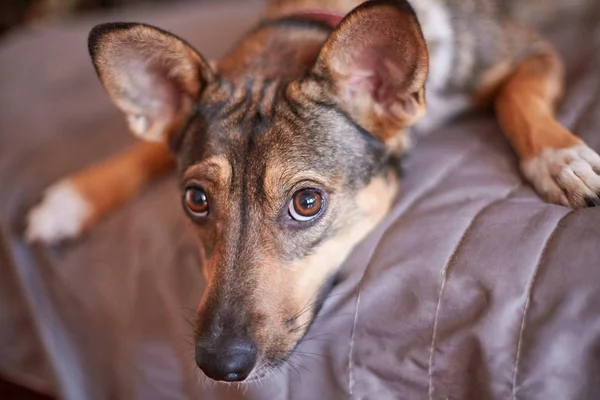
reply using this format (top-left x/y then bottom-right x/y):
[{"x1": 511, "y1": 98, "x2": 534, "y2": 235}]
[{"x1": 25, "y1": 0, "x2": 600, "y2": 383}]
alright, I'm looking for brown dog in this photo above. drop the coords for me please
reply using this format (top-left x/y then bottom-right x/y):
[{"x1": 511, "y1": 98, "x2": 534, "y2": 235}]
[{"x1": 26, "y1": 0, "x2": 600, "y2": 382}]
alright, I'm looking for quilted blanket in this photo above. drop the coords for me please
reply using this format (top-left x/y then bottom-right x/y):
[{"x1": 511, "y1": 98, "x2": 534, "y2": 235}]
[{"x1": 1, "y1": 1, "x2": 599, "y2": 399}]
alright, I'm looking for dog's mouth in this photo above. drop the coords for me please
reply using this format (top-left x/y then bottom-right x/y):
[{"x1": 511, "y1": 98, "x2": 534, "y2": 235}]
[
  {"x1": 252, "y1": 273, "x2": 341, "y2": 382},
  {"x1": 196, "y1": 272, "x2": 340, "y2": 383},
  {"x1": 243, "y1": 362, "x2": 285, "y2": 383}
]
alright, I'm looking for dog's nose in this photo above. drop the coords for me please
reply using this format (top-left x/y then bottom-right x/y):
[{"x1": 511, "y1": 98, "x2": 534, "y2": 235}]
[{"x1": 195, "y1": 338, "x2": 257, "y2": 382}]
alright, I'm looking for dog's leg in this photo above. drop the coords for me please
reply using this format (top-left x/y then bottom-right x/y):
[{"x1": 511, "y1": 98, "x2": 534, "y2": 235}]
[
  {"x1": 421, "y1": 0, "x2": 600, "y2": 208},
  {"x1": 492, "y1": 49, "x2": 600, "y2": 208},
  {"x1": 26, "y1": 141, "x2": 174, "y2": 243}
]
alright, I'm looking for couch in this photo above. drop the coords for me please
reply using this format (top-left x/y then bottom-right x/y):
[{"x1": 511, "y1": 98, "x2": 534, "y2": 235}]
[{"x1": 1, "y1": 1, "x2": 600, "y2": 398}]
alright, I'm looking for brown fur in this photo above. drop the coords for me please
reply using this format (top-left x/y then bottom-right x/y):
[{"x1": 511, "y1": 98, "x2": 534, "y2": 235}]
[
  {"x1": 312, "y1": 2, "x2": 428, "y2": 147},
  {"x1": 27, "y1": 0, "x2": 600, "y2": 382},
  {"x1": 494, "y1": 51, "x2": 582, "y2": 160}
]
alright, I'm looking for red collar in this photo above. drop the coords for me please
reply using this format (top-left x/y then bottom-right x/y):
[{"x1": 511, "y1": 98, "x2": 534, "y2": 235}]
[{"x1": 284, "y1": 10, "x2": 345, "y2": 29}]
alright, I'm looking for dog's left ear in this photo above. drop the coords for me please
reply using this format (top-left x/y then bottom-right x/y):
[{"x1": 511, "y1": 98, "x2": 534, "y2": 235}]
[
  {"x1": 309, "y1": 0, "x2": 429, "y2": 145},
  {"x1": 88, "y1": 23, "x2": 216, "y2": 143}
]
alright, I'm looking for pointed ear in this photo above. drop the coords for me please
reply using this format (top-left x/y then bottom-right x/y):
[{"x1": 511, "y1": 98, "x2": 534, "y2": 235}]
[
  {"x1": 88, "y1": 23, "x2": 216, "y2": 143},
  {"x1": 310, "y1": 0, "x2": 429, "y2": 146}
]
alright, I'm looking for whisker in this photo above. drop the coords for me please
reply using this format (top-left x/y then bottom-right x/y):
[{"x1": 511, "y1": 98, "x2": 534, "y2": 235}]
[
  {"x1": 283, "y1": 358, "x2": 302, "y2": 380},
  {"x1": 292, "y1": 355, "x2": 313, "y2": 372},
  {"x1": 181, "y1": 314, "x2": 197, "y2": 329},
  {"x1": 180, "y1": 337, "x2": 195, "y2": 347},
  {"x1": 293, "y1": 350, "x2": 326, "y2": 358},
  {"x1": 300, "y1": 334, "x2": 335, "y2": 343},
  {"x1": 180, "y1": 306, "x2": 198, "y2": 314}
]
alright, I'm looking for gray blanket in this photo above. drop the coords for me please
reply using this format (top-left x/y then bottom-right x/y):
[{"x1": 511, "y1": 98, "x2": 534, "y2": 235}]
[{"x1": 1, "y1": 1, "x2": 600, "y2": 399}]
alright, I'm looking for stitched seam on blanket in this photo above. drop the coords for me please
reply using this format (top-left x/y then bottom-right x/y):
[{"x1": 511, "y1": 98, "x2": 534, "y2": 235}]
[
  {"x1": 4, "y1": 234, "x2": 88, "y2": 399},
  {"x1": 347, "y1": 290, "x2": 361, "y2": 395},
  {"x1": 511, "y1": 210, "x2": 572, "y2": 400},
  {"x1": 148, "y1": 235, "x2": 203, "y2": 399},
  {"x1": 347, "y1": 140, "x2": 483, "y2": 397},
  {"x1": 427, "y1": 184, "x2": 521, "y2": 400},
  {"x1": 561, "y1": 34, "x2": 600, "y2": 146}
]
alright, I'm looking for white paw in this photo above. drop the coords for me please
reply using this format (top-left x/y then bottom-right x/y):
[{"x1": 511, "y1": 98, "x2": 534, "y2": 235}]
[
  {"x1": 25, "y1": 180, "x2": 92, "y2": 244},
  {"x1": 522, "y1": 145, "x2": 600, "y2": 209}
]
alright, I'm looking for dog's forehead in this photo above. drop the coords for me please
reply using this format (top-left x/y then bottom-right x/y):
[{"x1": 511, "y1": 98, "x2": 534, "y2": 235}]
[
  {"x1": 177, "y1": 75, "x2": 390, "y2": 192},
  {"x1": 181, "y1": 119, "x2": 338, "y2": 189},
  {"x1": 181, "y1": 96, "x2": 340, "y2": 169}
]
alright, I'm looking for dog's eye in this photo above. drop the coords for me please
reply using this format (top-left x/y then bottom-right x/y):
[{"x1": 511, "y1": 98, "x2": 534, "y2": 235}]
[
  {"x1": 289, "y1": 189, "x2": 323, "y2": 221},
  {"x1": 184, "y1": 186, "x2": 209, "y2": 217}
]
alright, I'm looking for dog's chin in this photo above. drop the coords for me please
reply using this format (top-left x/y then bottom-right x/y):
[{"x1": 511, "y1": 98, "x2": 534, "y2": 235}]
[
  {"x1": 243, "y1": 362, "x2": 285, "y2": 383},
  {"x1": 242, "y1": 273, "x2": 340, "y2": 384},
  {"x1": 201, "y1": 274, "x2": 341, "y2": 385},
  {"x1": 231, "y1": 340, "x2": 305, "y2": 384}
]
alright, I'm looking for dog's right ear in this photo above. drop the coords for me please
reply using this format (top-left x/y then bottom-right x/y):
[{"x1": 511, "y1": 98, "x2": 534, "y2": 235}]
[
  {"x1": 308, "y1": 0, "x2": 429, "y2": 147},
  {"x1": 88, "y1": 23, "x2": 215, "y2": 142}
]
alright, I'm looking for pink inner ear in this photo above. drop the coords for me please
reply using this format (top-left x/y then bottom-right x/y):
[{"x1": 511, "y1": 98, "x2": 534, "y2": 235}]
[
  {"x1": 311, "y1": 1, "x2": 428, "y2": 140},
  {"x1": 345, "y1": 69, "x2": 376, "y2": 98},
  {"x1": 118, "y1": 49, "x2": 181, "y2": 121},
  {"x1": 342, "y1": 47, "x2": 419, "y2": 117}
]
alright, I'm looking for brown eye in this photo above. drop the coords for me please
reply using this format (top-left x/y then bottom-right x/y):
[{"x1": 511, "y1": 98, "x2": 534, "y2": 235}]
[
  {"x1": 184, "y1": 186, "x2": 209, "y2": 217},
  {"x1": 289, "y1": 189, "x2": 323, "y2": 221}
]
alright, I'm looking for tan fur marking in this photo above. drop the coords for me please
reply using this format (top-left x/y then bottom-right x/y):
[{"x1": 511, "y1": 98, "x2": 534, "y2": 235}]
[
  {"x1": 182, "y1": 155, "x2": 233, "y2": 188},
  {"x1": 283, "y1": 173, "x2": 398, "y2": 338},
  {"x1": 263, "y1": 162, "x2": 335, "y2": 201},
  {"x1": 355, "y1": 172, "x2": 399, "y2": 224},
  {"x1": 493, "y1": 51, "x2": 581, "y2": 160}
]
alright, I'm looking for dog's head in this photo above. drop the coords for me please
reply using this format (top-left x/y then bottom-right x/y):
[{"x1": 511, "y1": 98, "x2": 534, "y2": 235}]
[{"x1": 88, "y1": 0, "x2": 428, "y2": 382}]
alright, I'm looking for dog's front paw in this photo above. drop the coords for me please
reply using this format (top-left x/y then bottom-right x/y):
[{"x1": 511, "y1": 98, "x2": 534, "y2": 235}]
[
  {"x1": 521, "y1": 144, "x2": 600, "y2": 209},
  {"x1": 25, "y1": 180, "x2": 92, "y2": 244}
]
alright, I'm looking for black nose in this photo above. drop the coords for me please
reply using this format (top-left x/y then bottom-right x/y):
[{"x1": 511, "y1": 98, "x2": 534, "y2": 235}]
[{"x1": 195, "y1": 338, "x2": 257, "y2": 382}]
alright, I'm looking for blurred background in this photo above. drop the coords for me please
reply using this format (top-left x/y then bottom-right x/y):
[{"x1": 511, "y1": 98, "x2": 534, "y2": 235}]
[
  {"x1": 1, "y1": 0, "x2": 599, "y2": 399},
  {"x1": 0, "y1": 0, "x2": 192, "y2": 35}
]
